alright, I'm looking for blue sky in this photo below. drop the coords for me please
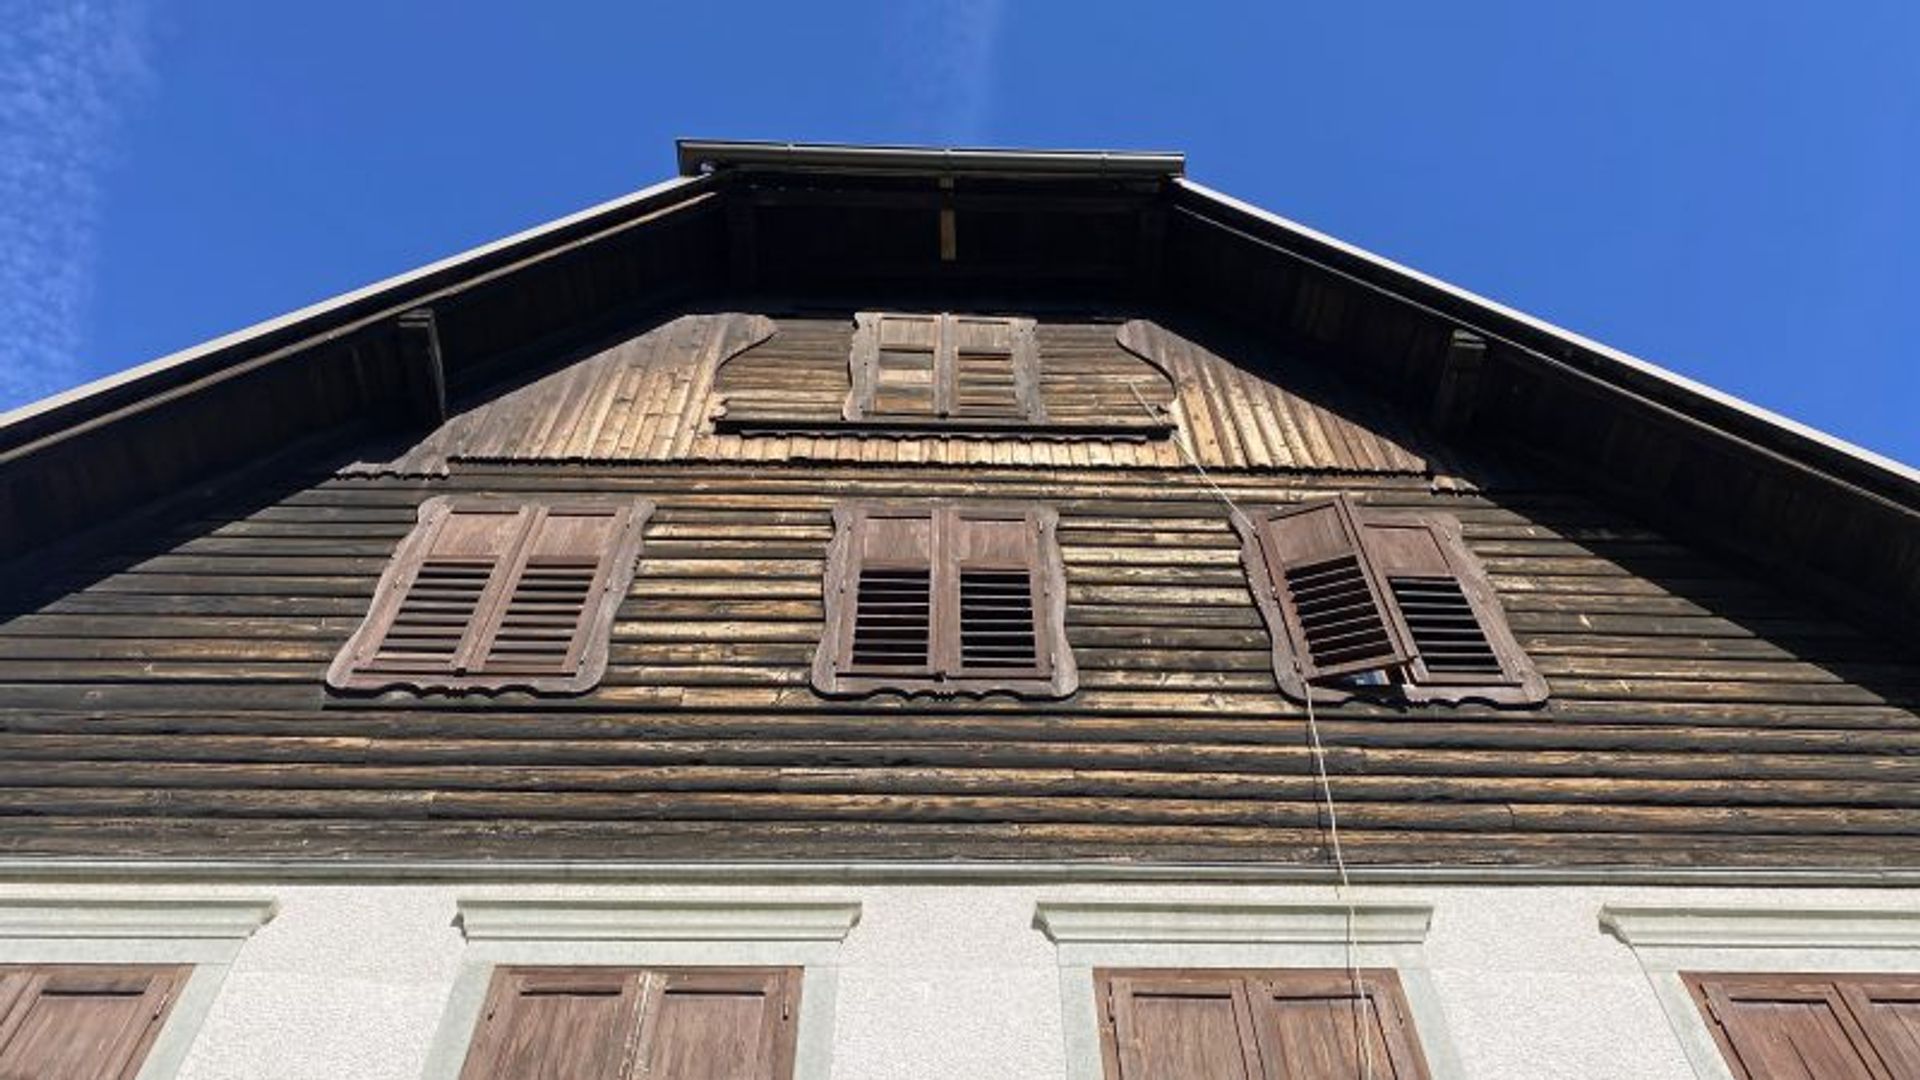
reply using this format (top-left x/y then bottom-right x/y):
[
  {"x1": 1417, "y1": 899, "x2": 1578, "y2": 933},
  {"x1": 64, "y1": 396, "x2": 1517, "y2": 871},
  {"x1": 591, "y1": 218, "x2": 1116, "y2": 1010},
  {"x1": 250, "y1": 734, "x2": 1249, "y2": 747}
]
[{"x1": 4, "y1": 1, "x2": 1916, "y2": 463}]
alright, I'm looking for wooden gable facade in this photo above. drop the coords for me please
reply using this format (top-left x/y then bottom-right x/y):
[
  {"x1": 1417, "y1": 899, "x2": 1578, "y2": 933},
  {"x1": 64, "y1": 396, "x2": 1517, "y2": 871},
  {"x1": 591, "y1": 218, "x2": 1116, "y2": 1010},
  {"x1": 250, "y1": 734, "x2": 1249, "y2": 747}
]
[{"x1": 1, "y1": 141, "x2": 1916, "y2": 871}]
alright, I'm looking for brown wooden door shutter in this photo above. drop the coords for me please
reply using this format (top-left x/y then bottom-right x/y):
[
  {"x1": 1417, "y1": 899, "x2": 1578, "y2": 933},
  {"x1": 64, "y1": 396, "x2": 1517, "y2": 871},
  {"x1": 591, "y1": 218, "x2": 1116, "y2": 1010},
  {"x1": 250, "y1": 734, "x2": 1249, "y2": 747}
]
[
  {"x1": 329, "y1": 496, "x2": 653, "y2": 694},
  {"x1": 1688, "y1": 974, "x2": 1892, "y2": 1079},
  {"x1": 633, "y1": 969, "x2": 798, "y2": 1080},
  {"x1": 1103, "y1": 972, "x2": 1263, "y2": 1080},
  {"x1": 1248, "y1": 498, "x2": 1412, "y2": 680},
  {"x1": 1247, "y1": 971, "x2": 1432, "y2": 1080},
  {"x1": 1098, "y1": 968, "x2": 1434, "y2": 1080},
  {"x1": 459, "y1": 967, "x2": 799, "y2": 1080},
  {"x1": 0, "y1": 965, "x2": 187, "y2": 1080},
  {"x1": 458, "y1": 968, "x2": 647, "y2": 1080},
  {"x1": 1839, "y1": 978, "x2": 1920, "y2": 1076}
]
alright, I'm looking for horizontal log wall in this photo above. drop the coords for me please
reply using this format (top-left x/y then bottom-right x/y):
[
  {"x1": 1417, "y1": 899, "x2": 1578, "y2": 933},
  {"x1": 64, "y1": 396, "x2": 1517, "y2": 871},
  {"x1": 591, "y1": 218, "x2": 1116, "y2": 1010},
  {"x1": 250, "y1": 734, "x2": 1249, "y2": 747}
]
[{"x1": 0, "y1": 464, "x2": 1914, "y2": 866}]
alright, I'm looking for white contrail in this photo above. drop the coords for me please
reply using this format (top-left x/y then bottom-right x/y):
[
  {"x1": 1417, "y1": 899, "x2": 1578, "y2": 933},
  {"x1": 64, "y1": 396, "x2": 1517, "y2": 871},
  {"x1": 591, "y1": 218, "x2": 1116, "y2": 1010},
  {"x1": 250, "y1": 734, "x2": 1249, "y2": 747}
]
[
  {"x1": 890, "y1": 0, "x2": 1005, "y2": 144},
  {"x1": 0, "y1": 0, "x2": 151, "y2": 408}
]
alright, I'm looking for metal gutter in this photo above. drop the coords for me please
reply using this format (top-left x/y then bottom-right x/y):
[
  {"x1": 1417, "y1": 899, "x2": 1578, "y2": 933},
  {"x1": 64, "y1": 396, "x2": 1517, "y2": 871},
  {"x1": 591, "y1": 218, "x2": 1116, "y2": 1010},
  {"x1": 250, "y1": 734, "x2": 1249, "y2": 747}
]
[
  {"x1": 676, "y1": 138, "x2": 1184, "y2": 180},
  {"x1": 0, "y1": 172, "x2": 714, "y2": 452},
  {"x1": 1, "y1": 859, "x2": 1918, "y2": 888},
  {"x1": 1174, "y1": 177, "x2": 1920, "y2": 503}
]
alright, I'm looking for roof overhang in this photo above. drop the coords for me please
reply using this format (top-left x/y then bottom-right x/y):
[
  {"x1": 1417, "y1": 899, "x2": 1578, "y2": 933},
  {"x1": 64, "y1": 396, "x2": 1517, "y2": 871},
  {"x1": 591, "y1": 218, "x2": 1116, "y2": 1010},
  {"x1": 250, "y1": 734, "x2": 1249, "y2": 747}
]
[{"x1": 676, "y1": 139, "x2": 1184, "y2": 180}]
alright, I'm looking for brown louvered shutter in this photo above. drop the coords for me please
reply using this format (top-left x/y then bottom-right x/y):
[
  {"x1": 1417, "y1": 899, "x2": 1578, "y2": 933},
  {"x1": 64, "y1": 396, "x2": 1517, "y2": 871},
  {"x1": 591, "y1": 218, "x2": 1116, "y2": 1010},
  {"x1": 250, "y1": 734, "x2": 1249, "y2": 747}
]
[
  {"x1": 0, "y1": 965, "x2": 187, "y2": 1080},
  {"x1": 458, "y1": 968, "x2": 646, "y2": 1080},
  {"x1": 851, "y1": 313, "x2": 940, "y2": 419},
  {"x1": 1251, "y1": 498, "x2": 1413, "y2": 680},
  {"x1": 1103, "y1": 972, "x2": 1264, "y2": 1080},
  {"x1": 948, "y1": 510, "x2": 1045, "y2": 676},
  {"x1": 842, "y1": 508, "x2": 937, "y2": 675},
  {"x1": 330, "y1": 497, "x2": 652, "y2": 694},
  {"x1": 1359, "y1": 514, "x2": 1546, "y2": 705},
  {"x1": 1839, "y1": 978, "x2": 1920, "y2": 1076},
  {"x1": 1247, "y1": 971, "x2": 1433, "y2": 1079},
  {"x1": 634, "y1": 969, "x2": 799, "y2": 1080},
  {"x1": 814, "y1": 503, "x2": 1075, "y2": 697},
  {"x1": 847, "y1": 313, "x2": 1042, "y2": 423},
  {"x1": 946, "y1": 315, "x2": 1040, "y2": 420},
  {"x1": 1687, "y1": 974, "x2": 1890, "y2": 1079}
]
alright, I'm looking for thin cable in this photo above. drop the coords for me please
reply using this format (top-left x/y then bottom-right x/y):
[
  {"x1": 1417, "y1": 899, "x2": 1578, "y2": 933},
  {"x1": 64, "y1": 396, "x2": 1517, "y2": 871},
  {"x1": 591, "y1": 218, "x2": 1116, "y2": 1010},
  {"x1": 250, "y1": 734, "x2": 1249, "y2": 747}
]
[{"x1": 1127, "y1": 382, "x2": 1374, "y2": 1079}]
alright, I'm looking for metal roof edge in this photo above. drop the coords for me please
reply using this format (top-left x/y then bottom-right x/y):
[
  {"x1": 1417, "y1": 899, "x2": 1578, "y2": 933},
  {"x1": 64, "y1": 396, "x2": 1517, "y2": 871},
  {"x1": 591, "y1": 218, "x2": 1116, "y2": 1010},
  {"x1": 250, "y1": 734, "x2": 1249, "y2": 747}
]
[
  {"x1": 1174, "y1": 176, "x2": 1920, "y2": 503},
  {"x1": 676, "y1": 138, "x2": 1184, "y2": 179},
  {"x1": 0, "y1": 172, "x2": 713, "y2": 450}
]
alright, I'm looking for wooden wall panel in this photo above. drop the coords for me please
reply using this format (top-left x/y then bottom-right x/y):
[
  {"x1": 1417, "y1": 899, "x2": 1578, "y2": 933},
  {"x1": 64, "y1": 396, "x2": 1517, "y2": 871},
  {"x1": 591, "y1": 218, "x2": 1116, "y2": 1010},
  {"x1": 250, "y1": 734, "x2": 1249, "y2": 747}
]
[
  {"x1": 375, "y1": 313, "x2": 1435, "y2": 475},
  {"x1": 0, "y1": 464, "x2": 1915, "y2": 865}
]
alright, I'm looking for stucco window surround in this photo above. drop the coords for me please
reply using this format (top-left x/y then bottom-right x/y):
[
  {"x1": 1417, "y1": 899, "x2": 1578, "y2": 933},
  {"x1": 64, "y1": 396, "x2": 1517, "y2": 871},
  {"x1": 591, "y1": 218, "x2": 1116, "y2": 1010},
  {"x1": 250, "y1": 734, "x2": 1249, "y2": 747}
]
[
  {"x1": 1601, "y1": 904, "x2": 1920, "y2": 1080},
  {"x1": 1033, "y1": 900, "x2": 1467, "y2": 1080},
  {"x1": 0, "y1": 896, "x2": 277, "y2": 1080},
  {"x1": 422, "y1": 898, "x2": 861, "y2": 1080}
]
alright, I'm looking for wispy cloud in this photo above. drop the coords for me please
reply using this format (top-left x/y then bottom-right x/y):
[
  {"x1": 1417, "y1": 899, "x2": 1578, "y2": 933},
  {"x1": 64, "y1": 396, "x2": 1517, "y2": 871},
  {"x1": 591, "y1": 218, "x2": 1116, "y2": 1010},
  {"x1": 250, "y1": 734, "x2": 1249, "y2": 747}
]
[
  {"x1": 889, "y1": 0, "x2": 1006, "y2": 144},
  {"x1": 0, "y1": 0, "x2": 151, "y2": 410}
]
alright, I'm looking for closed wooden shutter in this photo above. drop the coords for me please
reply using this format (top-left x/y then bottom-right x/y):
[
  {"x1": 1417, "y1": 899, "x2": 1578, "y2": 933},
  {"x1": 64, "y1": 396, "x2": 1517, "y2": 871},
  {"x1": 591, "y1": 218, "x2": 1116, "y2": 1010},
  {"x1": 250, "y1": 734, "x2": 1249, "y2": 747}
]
[
  {"x1": 1247, "y1": 971, "x2": 1432, "y2": 1080},
  {"x1": 1105, "y1": 973, "x2": 1263, "y2": 1080},
  {"x1": 1250, "y1": 498, "x2": 1413, "y2": 680},
  {"x1": 1839, "y1": 979, "x2": 1920, "y2": 1077},
  {"x1": 1098, "y1": 968, "x2": 1433, "y2": 1080},
  {"x1": 0, "y1": 965, "x2": 186, "y2": 1080},
  {"x1": 845, "y1": 510, "x2": 936, "y2": 674},
  {"x1": 329, "y1": 496, "x2": 653, "y2": 694},
  {"x1": 459, "y1": 967, "x2": 798, "y2": 1080},
  {"x1": 847, "y1": 313, "x2": 1042, "y2": 423},
  {"x1": 634, "y1": 969, "x2": 798, "y2": 1080},
  {"x1": 1688, "y1": 973, "x2": 1916, "y2": 1079},
  {"x1": 948, "y1": 511, "x2": 1044, "y2": 676},
  {"x1": 814, "y1": 502, "x2": 1075, "y2": 697},
  {"x1": 868, "y1": 314, "x2": 939, "y2": 418}
]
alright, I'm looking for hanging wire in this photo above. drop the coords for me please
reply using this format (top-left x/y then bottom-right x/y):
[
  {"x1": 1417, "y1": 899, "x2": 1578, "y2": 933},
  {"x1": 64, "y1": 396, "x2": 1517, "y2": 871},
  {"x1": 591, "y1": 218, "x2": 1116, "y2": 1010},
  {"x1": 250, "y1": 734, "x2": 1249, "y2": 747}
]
[{"x1": 1129, "y1": 382, "x2": 1375, "y2": 1079}]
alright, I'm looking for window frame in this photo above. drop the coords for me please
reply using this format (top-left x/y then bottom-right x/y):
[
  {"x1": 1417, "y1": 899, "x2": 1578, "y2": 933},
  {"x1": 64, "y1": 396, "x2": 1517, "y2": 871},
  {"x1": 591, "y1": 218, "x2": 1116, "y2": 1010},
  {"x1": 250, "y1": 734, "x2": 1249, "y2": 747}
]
[
  {"x1": 457, "y1": 964, "x2": 802, "y2": 1080},
  {"x1": 1034, "y1": 901, "x2": 1464, "y2": 1080},
  {"x1": 1233, "y1": 494, "x2": 1546, "y2": 707},
  {"x1": 1097, "y1": 966, "x2": 1435, "y2": 1080},
  {"x1": 1602, "y1": 905, "x2": 1920, "y2": 1080},
  {"x1": 423, "y1": 899, "x2": 859, "y2": 1080},
  {"x1": 327, "y1": 494, "x2": 654, "y2": 695},
  {"x1": 810, "y1": 500, "x2": 1077, "y2": 699},
  {"x1": 844, "y1": 312, "x2": 1045, "y2": 426},
  {"x1": 0, "y1": 898, "x2": 275, "y2": 1080}
]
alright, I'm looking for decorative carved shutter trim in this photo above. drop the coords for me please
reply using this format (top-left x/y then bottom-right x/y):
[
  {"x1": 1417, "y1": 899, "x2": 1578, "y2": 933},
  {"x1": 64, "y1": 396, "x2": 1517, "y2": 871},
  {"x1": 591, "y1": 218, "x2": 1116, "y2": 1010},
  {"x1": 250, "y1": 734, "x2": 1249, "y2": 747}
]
[
  {"x1": 1236, "y1": 496, "x2": 1545, "y2": 706},
  {"x1": 846, "y1": 313, "x2": 1042, "y2": 423},
  {"x1": 329, "y1": 496, "x2": 653, "y2": 694},
  {"x1": 814, "y1": 502, "x2": 1076, "y2": 698},
  {"x1": 0, "y1": 965, "x2": 188, "y2": 1080}
]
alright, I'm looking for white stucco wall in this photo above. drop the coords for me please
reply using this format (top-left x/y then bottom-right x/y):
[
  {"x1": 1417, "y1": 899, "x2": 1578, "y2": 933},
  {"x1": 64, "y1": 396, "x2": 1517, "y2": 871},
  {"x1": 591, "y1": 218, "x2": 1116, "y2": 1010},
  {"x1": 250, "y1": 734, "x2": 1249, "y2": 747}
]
[{"x1": 0, "y1": 874, "x2": 1914, "y2": 1080}]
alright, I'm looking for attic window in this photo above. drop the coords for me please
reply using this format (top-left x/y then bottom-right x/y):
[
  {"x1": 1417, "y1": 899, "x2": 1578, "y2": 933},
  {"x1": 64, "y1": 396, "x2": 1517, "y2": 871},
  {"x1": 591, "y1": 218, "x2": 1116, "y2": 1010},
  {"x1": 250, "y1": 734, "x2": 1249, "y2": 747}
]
[
  {"x1": 327, "y1": 496, "x2": 652, "y2": 694},
  {"x1": 845, "y1": 313, "x2": 1043, "y2": 425},
  {"x1": 1234, "y1": 494, "x2": 1546, "y2": 706},
  {"x1": 811, "y1": 502, "x2": 1077, "y2": 698}
]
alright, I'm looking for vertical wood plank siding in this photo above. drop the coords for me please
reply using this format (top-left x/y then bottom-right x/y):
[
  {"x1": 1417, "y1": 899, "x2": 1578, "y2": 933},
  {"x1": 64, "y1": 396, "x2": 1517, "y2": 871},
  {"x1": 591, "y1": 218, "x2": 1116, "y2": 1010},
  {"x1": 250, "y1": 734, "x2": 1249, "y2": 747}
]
[
  {"x1": 0, "y1": 465, "x2": 1915, "y2": 865},
  {"x1": 377, "y1": 315, "x2": 1431, "y2": 474}
]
